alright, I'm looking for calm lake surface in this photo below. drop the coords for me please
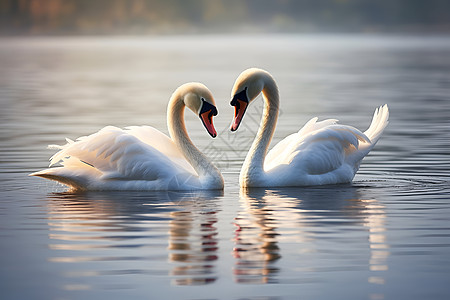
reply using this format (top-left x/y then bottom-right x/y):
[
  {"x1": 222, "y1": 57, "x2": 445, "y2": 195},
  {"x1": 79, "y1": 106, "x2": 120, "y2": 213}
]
[{"x1": 1, "y1": 34, "x2": 449, "y2": 300}]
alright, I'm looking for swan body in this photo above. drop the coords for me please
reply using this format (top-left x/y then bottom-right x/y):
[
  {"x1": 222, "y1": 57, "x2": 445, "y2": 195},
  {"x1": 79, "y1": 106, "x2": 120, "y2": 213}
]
[
  {"x1": 30, "y1": 83, "x2": 224, "y2": 191},
  {"x1": 230, "y1": 68, "x2": 389, "y2": 188}
]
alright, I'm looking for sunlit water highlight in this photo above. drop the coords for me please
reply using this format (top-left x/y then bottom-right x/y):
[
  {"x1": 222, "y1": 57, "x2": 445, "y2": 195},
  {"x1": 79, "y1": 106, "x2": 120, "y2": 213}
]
[{"x1": 0, "y1": 34, "x2": 449, "y2": 300}]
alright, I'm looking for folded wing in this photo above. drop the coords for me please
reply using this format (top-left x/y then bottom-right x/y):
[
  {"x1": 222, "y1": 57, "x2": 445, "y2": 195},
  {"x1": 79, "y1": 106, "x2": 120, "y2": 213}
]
[
  {"x1": 265, "y1": 118, "x2": 370, "y2": 176},
  {"x1": 31, "y1": 126, "x2": 195, "y2": 189}
]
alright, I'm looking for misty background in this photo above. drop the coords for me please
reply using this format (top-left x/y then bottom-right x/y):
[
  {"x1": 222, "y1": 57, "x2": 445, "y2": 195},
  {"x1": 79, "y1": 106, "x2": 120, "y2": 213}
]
[{"x1": 1, "y1": 0, "x2": 450, "y2": 35}]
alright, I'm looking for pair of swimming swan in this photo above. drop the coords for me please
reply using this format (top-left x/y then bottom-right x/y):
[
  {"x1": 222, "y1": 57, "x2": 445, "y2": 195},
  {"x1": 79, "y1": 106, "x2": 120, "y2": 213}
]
[{"x1": 31, "y1": 68, "x2": 389, "y2": 191}]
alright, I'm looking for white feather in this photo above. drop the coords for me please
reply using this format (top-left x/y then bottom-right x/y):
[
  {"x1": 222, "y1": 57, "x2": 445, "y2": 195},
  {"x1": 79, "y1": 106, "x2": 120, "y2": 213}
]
[
  {"x1": 234, "y1": 68, "x2": 389, "y2": 187},
  {"x1": 30, "y1": 83, "x2": 224, "y2": 191}
]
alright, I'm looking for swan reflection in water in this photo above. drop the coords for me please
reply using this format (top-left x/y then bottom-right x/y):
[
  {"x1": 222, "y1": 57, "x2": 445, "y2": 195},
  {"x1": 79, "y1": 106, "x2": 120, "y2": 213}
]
[
  {"x1": 44, "y1": 186, "x2": 388, "y2": 293},
  {"x1": 45, "y1": 189, "x2": 222, "y2": 291},
  {"x1": 167, "y1": 190, "x2": 221, "y2": 285},
  {"x1": 233, "y1": 185, "x2": 389, "y2": 292}
]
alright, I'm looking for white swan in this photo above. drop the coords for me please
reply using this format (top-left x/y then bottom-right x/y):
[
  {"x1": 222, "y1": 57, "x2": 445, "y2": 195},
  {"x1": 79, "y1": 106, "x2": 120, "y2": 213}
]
[
  {"x1": 230, "y1": 68, "x2": 389, "y2": 188},
  {"x1": 30, "y1": 83, "x2": 224, "y2": 191}
]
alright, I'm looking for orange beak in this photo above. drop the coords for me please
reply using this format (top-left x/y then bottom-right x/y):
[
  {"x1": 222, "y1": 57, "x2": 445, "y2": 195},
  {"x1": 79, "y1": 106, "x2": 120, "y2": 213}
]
[
  {"x1": 200, "y1": 110, "x2": 217, "y2": 138},
  {"x1": 231, "y1": 99, "x2": 248, "y2": 132}
]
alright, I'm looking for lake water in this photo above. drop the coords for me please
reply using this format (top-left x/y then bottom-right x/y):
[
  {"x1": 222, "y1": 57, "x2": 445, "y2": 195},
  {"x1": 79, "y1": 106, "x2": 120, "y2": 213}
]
[{"x1": 1, "y1": 34, "x2": 449, "y2": 300}]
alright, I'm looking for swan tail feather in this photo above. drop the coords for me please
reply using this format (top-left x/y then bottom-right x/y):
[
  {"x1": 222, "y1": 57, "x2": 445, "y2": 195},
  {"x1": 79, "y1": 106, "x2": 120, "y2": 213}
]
[
  {"x1": 29, "y1": 168, "x2": 87, "y2": 191},
  {"x1": 345, "y1": 105, "x2": 389, "y2": 167},
  {"x1": 364, "y1": 104, "x2": 389, "y2": 145}
]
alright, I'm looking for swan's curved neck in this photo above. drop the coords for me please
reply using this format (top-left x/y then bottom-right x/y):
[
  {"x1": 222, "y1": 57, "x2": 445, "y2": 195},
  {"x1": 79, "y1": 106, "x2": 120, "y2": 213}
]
[
  {"x1": 167, "y1": 95, "x2": 222, "y2": 186},
  {"x1": 241, "y1": 74, "x2": 279, "y2": 182}
]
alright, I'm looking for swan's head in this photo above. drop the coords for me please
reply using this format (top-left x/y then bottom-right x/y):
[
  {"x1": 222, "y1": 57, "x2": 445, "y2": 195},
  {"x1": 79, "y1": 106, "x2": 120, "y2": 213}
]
[
  {"x1": 182, "y1": 82, "x2": 219, "y2": 138},
  {"x1": 230, "y1": 68, "x2": 266, "y2": 131}
]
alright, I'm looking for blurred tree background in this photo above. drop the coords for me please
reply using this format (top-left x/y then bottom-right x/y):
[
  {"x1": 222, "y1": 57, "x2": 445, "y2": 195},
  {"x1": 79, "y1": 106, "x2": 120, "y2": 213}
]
[{"x1": 1, "y1": 0, "x2": 449, "y2": 35}]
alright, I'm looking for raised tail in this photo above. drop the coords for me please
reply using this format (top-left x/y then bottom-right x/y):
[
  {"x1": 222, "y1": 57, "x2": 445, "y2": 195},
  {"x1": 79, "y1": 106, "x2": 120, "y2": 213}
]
[
  {"x1": 346, "y1": 104, "x2": 389, "y2": 167},
  {"x1": 364, "y1": 104, "x2": 389, "y2": 145}
]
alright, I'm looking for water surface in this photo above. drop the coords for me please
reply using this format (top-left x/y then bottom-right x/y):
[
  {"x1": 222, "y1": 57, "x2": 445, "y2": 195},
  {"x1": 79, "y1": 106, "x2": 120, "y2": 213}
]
[{"x1": 1, "y1": 34, "x2": 449, "y2": 300}]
